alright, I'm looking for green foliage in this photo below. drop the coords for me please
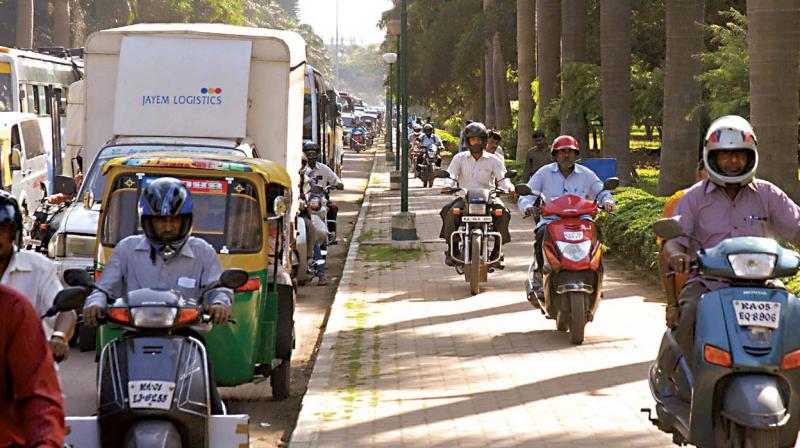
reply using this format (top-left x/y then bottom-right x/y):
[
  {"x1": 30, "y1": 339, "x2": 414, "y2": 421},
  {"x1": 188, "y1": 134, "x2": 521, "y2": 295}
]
[
  {"x1": 499, "y1": 127, "x2": 517, "y2": 159},
  {"x1": 596, "y1": 187, "x2": 667, "y2": 271},
  {"x1": 337, "y1": 44, "x2": 384, "y2": 105},
  {"x1": 631, "y1": 60, "x2": 664, "y2": 137},
  {"x1": 697, "y1": 8, "x2": 749, "y2": 118},
  {"x1": 633, "y1": 168, "x2": 660, "y2": 195},
  {"x1": 436, "y1": 128, "x2": 460, "y2": 151}
]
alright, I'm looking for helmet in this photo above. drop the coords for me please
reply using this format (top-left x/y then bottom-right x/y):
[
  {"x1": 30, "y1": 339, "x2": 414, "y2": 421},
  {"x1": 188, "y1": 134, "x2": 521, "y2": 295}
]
[
  {"x1": 423, "y1": 123, "x2": 434, "y2": 135},
  {"x1": 464, "y1": 122, "x2": 488, "y2": 153},
  {"x1": 551, "y1": 135, "x2": 579, "y2": 157},
  {"x1": 412, "y1": 123, "x2": 422, "y2": 133},
  {"x1": 303, "y1": 140, "x2": 320, "y2": 162},
  {"x1": 139, "y1": 177, "x2": 193, "y2": 257},
  {"x1": 0, "y1": 190, "x2": 22, "y2": 247},
  {"x1": 703, "y1": 115, "x2": 758, "y2": 188}
]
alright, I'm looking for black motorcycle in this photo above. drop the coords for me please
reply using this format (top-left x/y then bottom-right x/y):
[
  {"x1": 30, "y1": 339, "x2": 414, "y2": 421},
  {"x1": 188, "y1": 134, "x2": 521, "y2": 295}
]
[{"x1": 23, "y1": 176, "x2": 76, "y2": 253}]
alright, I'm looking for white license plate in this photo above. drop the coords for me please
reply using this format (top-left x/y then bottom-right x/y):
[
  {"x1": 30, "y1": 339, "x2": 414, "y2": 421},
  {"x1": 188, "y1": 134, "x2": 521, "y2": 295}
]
[
  {"x1": 462, "y1": 216, "x2": 492, "y2": 223},
  {"x1": 733, "y1": 300, "x2": 780, "y2": 329},
  {"x1": 128, "y1": 380, "x2": 176, "y2": 410}
]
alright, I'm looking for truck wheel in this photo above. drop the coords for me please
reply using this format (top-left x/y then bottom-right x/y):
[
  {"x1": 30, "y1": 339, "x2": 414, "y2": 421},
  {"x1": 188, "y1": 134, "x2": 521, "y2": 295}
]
[{"x1": 569, "y1": 293, "x2": 586, "y2": 345}]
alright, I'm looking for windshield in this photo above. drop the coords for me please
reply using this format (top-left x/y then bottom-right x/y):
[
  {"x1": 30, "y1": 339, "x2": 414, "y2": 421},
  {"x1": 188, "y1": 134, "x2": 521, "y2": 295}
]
[
  {"x1": 102, "y1": 174, "x2": 262, "y2": 253},
  {"x1": 80, "y1": 144, "x2": 245, "y2": 204},
  {"x1": 0, "y1": 69, "x2": 12, "y2": 112},
  {"x1": 342, "y1": 116, "x2": 353, "y2": 127}
]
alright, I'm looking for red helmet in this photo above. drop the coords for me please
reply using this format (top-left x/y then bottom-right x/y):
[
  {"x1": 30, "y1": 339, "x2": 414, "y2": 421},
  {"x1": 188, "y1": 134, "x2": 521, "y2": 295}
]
[{"x1": 551, "y1": 135, "x2": 579, "y2": 156}]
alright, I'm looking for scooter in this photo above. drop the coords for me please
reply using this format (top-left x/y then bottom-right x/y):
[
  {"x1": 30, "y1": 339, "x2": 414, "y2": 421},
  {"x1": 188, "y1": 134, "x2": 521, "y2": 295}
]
[
  {"x1": 437, "y1": 169, "x2": 515, "y2": 295},
  {"x1": 643, "y1": 217, "x2": 800, "y2": 448},
  {"x1": 351, "y1": 130, "x2": 367, "y2": 153},
  {"x1": 62, "y1": 268, "x2": 251, "y2": 448},
  {"x1": 295, "y1": 181, "x2": 333, "y2": 285},
  {"x1": 515, "y1": 177, "x2": 618, "y2": 345}
]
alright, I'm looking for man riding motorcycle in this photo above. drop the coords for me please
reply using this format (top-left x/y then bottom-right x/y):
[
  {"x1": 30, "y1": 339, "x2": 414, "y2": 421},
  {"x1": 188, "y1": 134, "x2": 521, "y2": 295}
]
[
  {"x1": 83, "y1": 177, "x2": 233, "y2": 414},
  {"x1": 662, "y1": 115, "x2": 800, "y2": 369},
  {"x1": 518, "y1": 135, "x2": 616, "y2": 299},
  {"x1": 415, "y1": 123, "x2": 444, "y2": 171},
  {"x1": 439, "y1": 122, "x2": 513, "y2": 268}
]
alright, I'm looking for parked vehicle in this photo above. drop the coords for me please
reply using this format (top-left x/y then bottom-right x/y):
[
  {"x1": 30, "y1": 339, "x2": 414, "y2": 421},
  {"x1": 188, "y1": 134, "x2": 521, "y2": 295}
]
[
  {"x1": 0, "y1": 113, "x2": 50, "y2": 214},
  {"x1": 644, "y1": 217, "x2": 800, "y2": 448},
  {"x1": 516, "y1": 178, "x2": 618, "y2": 344},
  {"x1": 437, "y1": 169, "x2": 515, "y2": 295},
  {"x1": 61, "y1": 268, "x2": 251, "y2": 448}
]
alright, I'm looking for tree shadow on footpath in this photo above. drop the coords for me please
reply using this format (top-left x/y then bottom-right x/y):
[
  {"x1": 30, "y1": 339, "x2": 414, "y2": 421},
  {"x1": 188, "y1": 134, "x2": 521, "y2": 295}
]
[
  {"x1": 350, "y1": 430, "x2": 672, "y2": 448},
  {"x1": 312, "y1": 360, "x2": 654, "y2": 444}
]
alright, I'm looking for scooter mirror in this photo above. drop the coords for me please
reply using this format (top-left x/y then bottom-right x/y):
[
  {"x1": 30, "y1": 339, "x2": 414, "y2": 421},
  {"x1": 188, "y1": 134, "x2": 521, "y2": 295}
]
[
  {"x1": 515, "y1": 184, "x2": 533, "y2": 196},
  {"x1": 64, "y1": 268, "x2": 92, "y2": 287},
  {"x1": 653, "y1": 217, "x2": 685, "y2": 240},
  {"x1": 219, "y1": 269, "x2": 249, "y2": 290},
  {"x1": 434, "y1": 169, "x2": 451, "y2": 179},
  {"x1": 505, "y1": 170, "x2": 517, "y2": 179},
  {"x1": 43, "y1": 286, "x2": 87, "y2": 318},
  {"x1": 53, "y1": 175, "x2": 77, "y2": 196},
  {"x1": 603, "y1": 177, "x2": 620, "y2": 191}
]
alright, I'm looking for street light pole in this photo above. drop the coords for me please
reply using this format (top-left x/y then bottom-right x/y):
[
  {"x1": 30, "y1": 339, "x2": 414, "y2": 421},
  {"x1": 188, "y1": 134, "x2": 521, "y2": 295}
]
[{"x1": 382, "y1": 52, "x2": 397, "y2": 160}]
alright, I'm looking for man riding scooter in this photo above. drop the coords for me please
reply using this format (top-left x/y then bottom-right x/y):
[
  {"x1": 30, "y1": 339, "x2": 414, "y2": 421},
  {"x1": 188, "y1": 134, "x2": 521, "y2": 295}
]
[
  {"x1": 439, "y1": 122, "x2": 512, "y2": 269},
  {"x1": 662, "y1": 115, "x2": 800, "y2": 369},
  {"x1": 83, "y1": 177, "x2": 232, "y2": 414},
  {"x1": 518, "y1": 135, "x2": 615, "y2": 301},
  {"x1": 415, "y1": 123, "x2": 444, "y2": 172}
]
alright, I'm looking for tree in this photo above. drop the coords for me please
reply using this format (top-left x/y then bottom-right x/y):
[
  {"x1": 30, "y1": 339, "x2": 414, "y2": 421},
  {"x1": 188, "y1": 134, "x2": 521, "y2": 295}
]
[
  {"x1": 483, "y1": 0, "x2": 496, "y2": 127},
  {"x1": 492, "y1": 32, "x2": 512, "y2": 128},
  {"x1": 536, "y1": 0, "x2": 560, "y2": 131},
  {"x1": 16, "y1": 0, "x2": 33, "y2": 48},
  {"x1": 748, "y1": 0, "x2": 800, "y2": 198},
  {"x1": 601, "y1": 0, "x2": 633, "y2": 184},
  {"x1": 657, "y1": 0, "x2": 704, "y2": 196},
  {"x1": 560, "y1": 0, "x2": 589, "y2": 152},
  {"x1": 696, "y1": 8, "x2": 749, "y2": 118},
  {"x1": 53, "y1": 0, "x2": 70, "y2": 47},
  {"x1": 517, "y1": 0, "x2": 536, "y2": 163}
]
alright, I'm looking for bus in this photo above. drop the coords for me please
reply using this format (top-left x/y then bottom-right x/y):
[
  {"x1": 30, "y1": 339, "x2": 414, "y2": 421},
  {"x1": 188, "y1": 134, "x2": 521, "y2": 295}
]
[
  {"x1": 0, "y1": 46, "x2": 83, "y2": 181},
  {"x1": 304, "y1": 65, "x2": 343, "y2": 176}
]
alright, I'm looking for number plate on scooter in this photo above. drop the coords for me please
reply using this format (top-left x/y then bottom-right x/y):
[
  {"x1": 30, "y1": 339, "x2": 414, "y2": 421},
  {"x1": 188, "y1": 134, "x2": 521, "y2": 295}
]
[
  {"x1": 732, "y1": 300, "x2": 780, "y2": 329},
  {"x1": 462, "y1": 216, "x2": 492, "y2": 222},
  {"x1": 128, "y1": 380, "x2": 176, "y2": 410}
]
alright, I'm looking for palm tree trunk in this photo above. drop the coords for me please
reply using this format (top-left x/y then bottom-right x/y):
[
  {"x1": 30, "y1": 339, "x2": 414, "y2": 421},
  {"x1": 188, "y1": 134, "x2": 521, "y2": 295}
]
[
  {"x1": 483, "y1": 0, "x2": 496, "y2": 127},
  {"x1": 16, "y1": 0, "x2": 33, "y2": 49},
  {"x1": 517, "y1": 0, "x2": 536, "y2": 163},
  {"x1": 601, "y1": 0, "x2": 632, "y2": 184},
  {"x1": 560, "y1": 0, "x2": 589, "y2": 152},
  {"x1": 493, "y1": 33, "x2": 512, "y2": 129},
  {"x1": 536, "y1": 0, "x2": 560, "y2": 131},
  {"x1": 748, "y1": 0, "x2": 800, "y2": 199},
  {"x1": 71, "y1": 0, "x2": 87, "y2": 47},
  {"x1": 478, "y1": 66, "x2": 486, "y2": 123},
  {"x1": 53, "y1": 0, "x2": 70, "y2": 48},
  {"x1": 657, "y1": 0, "x2": 704, "y2": 196}
]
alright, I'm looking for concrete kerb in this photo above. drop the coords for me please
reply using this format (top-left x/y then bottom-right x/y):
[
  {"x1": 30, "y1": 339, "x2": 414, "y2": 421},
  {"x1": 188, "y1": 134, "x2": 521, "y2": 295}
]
[{"x1": 289, "y1": 150, "x2": 380, "y2": 448}]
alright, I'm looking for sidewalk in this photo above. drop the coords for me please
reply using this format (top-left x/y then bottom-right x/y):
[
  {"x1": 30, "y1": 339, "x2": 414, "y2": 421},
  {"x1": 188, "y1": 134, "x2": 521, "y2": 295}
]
[{"x1": 290, "y1": 150, "x2": 673, "y2": 447}]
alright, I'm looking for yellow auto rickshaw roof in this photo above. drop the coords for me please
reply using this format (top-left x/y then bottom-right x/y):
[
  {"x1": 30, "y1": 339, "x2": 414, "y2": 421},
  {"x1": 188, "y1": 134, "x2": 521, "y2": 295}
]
[{"x1": 102, "y1": 152, "x2": 292, "y2": 188}]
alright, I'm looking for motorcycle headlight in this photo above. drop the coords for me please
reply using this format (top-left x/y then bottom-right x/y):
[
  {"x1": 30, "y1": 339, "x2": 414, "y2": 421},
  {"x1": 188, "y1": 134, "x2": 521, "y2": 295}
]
[
  {"x1": 728, "y1": 253, "x2": 776, "y2": 279},
  {"x1": 468, "y1": 203, "x2": 486, "y2": 215},
  {"x1": 556, "y1": 241, "x2": 592, "y2": 262},
  {"x1": 131, "y1": 307, "x2": 177, "y2": 328},
  {"x1": 309, "y1": 197, "x2": 321, "y2": 210}
]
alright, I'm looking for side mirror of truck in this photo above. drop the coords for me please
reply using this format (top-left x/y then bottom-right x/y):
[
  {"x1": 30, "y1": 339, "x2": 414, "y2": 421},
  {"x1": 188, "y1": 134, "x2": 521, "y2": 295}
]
[
  {"x1": 10, "y1": 147, "x2": 21, "y2": 171},
  {"x1": 53, "y1": 175, "x2": 77, "y2": 196}
]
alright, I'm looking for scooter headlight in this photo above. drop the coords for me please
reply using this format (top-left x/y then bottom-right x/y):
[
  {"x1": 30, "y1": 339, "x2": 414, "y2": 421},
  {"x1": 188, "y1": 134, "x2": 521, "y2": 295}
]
[
  {"x1": 556, "y1": 241, "x2": 592, "y2": 262},
  {"x1": 131, "y1": 306, "x2": 177, "y2": 328},
  {"x1": 728, "y1": 253, "x2": 776, "y2": 279},
  {"x1": 309, "y1": 197, "x2": 321, "y2": 211},
  {"x1": 468, "y1": 203, "x2": 486, "y2": 215}
]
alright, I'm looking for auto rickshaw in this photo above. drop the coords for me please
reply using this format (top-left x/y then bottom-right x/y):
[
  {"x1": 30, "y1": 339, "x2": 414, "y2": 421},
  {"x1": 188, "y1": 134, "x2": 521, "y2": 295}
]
[{"x1": 93, "y1": 152, "x2": 296, "y2": 400}]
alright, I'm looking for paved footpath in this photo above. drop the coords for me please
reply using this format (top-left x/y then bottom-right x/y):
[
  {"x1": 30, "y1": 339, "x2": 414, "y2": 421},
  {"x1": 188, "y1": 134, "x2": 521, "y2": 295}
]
[{"x1": 291, "y1": 152, "x2": 674, "y2": 447}]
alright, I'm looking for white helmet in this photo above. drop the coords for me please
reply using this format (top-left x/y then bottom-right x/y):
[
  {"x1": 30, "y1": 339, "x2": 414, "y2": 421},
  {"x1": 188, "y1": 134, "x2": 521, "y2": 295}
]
[{"x1": 702, "y1": 115, "x2": 758, "y2": 188}]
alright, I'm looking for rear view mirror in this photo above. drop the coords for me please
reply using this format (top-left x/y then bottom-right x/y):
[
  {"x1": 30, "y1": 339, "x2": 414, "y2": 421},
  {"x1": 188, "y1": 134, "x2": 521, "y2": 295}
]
[
  {"x1": 434, "y1": 169, "x2": 451, "y2": 179},
  {"x1": 54, "y1": 175, "x2": 77, "y2": 196},
  {"x1": 653, "y1": 217, "x2": 685, "y2": 240},
  {"x1": 515, "y1": 184, "x2": 533, "y2": 196},
  {"x1": 43, "y1": 286, "x2": 87, "y2": 318},
  {"x1": 220, "y1": 269, "x2": 249, "y2": 290},
  {"x1": 603, "y1": 177, "x2": 620, "y2": 191},
  {"x1": 505, "y1": 170, "x2": 517, "y2": 179},
  {"x1": 10, "y1": 147, "x2": 21, "y2": 171},
  {"x1": 64, "y1": 268, "x2": 92, "y2": 287}
]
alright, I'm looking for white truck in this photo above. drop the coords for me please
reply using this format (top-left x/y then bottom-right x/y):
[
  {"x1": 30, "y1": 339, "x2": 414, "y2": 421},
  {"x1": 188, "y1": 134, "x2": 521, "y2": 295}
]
[{"x1": 51, "y1": 23, "x2": 306, "y2": 279}]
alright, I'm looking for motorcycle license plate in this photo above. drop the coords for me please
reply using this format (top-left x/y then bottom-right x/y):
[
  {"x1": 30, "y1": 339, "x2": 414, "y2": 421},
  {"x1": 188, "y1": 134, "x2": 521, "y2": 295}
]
[
  {"x1": 732, "y1": 300, "x2": 780, "y2": 329},
  {"x1": 128, "y1": 380, "x2": 176, "y2": 410},
  {"x1": 462, "y1": 216, "x2": 492, "y2": 223}
]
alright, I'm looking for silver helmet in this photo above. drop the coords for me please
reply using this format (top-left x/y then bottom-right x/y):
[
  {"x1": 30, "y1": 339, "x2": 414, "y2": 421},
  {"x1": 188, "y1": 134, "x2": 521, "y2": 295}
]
[{"x1": 702, "y1": 115, "x2": 758, "y2": 188}]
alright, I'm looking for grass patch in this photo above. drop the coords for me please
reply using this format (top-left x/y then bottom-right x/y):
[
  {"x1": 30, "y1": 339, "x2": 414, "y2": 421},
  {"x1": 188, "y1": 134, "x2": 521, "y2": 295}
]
[
  {"x1": 358, "y1": 244, "x2": 426, "y2": 263},
  {"x1": 633, "y1": 168, "x2": 659, "y2": 195},
  {"x1": 357, "y1": 229, "x2": 386, "y2": 244}
]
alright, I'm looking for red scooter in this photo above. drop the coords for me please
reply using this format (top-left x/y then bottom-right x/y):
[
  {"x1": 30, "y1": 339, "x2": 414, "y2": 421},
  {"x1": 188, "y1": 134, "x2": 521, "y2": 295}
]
[{"x1": 516, "y1": 178, "x2": 618, "y2": 344}]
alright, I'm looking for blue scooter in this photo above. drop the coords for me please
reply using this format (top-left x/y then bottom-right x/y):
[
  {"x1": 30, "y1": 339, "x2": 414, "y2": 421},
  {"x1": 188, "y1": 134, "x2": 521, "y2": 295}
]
[{"x1": 644, "y1": 217, "x2": 800, "y2": 447}]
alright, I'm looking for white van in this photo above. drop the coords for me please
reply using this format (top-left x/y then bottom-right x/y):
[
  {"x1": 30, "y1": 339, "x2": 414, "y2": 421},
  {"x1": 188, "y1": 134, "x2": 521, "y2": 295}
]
[{"x1": 0, "y1": 112, "x2": 51, "y2": 212}]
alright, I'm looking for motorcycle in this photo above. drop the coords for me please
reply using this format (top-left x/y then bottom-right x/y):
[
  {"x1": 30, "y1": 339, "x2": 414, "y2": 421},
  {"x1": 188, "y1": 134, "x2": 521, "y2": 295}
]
[
  {"x1": 23, "y1": 176, "x2": 75, "y2": 253},
  {"x1": 62, "y1": 268, "x2": 251, "y2": 448},
  {"x1": 417, "y1": 144, "x2": 440, "y2": 188},
  {"x1": 436, "y1": 169, "x2": 515, "y2": 295},
  {"x1": 515, "y1": 177, "x2": 618, "y2": 345},
  {"x1": 643, "y1": 217, "x2": 800, "y2": 448},
  {"x1": 295, "y1": 181, "x2": 334, "y2": 286},
  {"x1": 351, "y1": 130, "x2": 367, "y2": 153}
]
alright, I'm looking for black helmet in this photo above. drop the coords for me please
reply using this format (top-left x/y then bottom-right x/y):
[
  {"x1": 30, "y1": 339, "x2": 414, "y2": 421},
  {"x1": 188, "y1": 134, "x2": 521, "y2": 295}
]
[
  {"x1": 303, "y1": 140, "x2": 320, "y2": 162},
  {"x1": 139, "y1": 178, "x2": 193, "y2": 258},
  {"x1": 423, "y1": 123, "x2": 434, "y2": 135},
  {"x1": 463, "y1": 122, "x2": 488, "y2": 153},
  {"x1": 0, "y1": 190, "x2": 22, "y2": 247}
]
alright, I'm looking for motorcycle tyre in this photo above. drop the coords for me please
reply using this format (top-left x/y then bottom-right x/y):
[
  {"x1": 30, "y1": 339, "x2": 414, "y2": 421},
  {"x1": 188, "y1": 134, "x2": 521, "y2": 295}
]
[
  {"x1": 556, "y1": 312, "x2": 569, "y2": 331},
  {"x1": 569, "y1": 292, "x2": 586, "y2": 345},
  {"x1": 469, "y1": 234, "x2": 481, "y2": 295},
  {"x1": 717, "y1": 415, "x2": 780, "y2": 448}
]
